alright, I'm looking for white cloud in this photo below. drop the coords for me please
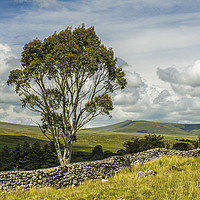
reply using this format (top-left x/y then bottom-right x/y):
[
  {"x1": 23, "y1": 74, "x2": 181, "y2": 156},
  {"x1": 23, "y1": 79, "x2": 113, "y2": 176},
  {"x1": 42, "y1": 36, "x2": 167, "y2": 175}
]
[
  {"x1": 114, "y1": 90, "x2": 140, "y2": 106},
  {"x1": 113, "y1": 60, "x2": 146, "y2": 106},
  {"x1": 0, "y1": 43, "x2": 29, "y2": 123},
  {"x1": 126, "y1": 71, "x2": 145, "y2": 88},
  {"x1": 0, "y1": 43, "x2": 20, "y2": 106},
  {"x1": 2, "y1": 0, "x2": 200, "y2": 125},
  {"x1": 154, "y1": 89, "x2": 172, "y2": 104},
  {"x1": 0, "y1": 44, "x2": 16, "y2": 75},
  {"x1": 0, "y1": 112, "x2": 9, "y2": 120},
  {"x1": 34, "y1": 0, "x2": 58, "y2": 6},
  {"x1": 171, "y1": 84, "x2": 200, "y2": 97},
  {"x1": 158, "y1": 61, "x2": 200, "y2": 87},
  {"x1": 157, "y1": 60, "x2": 200, "y2": 96},
  {"x1": 112, "y1": 86, "x2": 200, "y2": 123},
  {"x1": 110, "y1": 59, "x2": 200, "y2": 124}
]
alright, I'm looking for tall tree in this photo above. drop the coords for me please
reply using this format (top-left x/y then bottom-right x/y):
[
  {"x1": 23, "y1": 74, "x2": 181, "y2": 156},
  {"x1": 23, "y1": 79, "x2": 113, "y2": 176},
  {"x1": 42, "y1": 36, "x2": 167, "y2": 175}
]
[
  {"x1": 7, "y1": 25, "x2": 127, "y2": 165},
  {"x1": 0, "y1": 145, "x2": 10, "y2": 170},
  {"x1": 18, "y1": 141, "x2": 32, "y2": 170},
  {"x1": 31, "y1": 141, "x2": 43, "y2": 169}
]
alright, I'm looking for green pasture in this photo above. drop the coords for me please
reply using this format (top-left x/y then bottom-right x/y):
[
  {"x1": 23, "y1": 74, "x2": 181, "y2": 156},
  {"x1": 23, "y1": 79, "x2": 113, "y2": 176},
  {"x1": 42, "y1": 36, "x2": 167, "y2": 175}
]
[
  {"x1": 0, "y1": 121, "x2": 199, "y2": 152},
  {"x1": 1, "y1": 156, "x2": 200, "y2": 200}
]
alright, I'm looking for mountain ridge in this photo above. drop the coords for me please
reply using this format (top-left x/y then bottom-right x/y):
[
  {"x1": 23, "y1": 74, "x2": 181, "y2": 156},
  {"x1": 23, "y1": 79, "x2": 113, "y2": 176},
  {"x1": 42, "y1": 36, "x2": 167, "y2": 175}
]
[
  {"x1": 1, "y1": 120, "x2": 200, "y2": 134},
  {"x1": 88, "y1": 120, "x2": 200, "y2": 136}
]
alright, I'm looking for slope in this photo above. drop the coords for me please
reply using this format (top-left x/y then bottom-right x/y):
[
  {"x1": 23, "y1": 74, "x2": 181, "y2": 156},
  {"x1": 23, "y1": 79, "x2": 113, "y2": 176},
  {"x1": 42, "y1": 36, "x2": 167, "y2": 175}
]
[
  {"x1": 0, "y1": 121, "x2": 47, "y2": 149},
  {"x1": 90, "y1": 120, "x2": 200, "y2": 136}
]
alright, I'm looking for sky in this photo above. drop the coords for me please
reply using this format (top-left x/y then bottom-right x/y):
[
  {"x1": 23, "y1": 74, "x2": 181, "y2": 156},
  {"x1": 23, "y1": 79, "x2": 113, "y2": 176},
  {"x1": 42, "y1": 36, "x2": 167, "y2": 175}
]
[{"x1": 1, "y1": 0, "x2": 200, "y2": 127}]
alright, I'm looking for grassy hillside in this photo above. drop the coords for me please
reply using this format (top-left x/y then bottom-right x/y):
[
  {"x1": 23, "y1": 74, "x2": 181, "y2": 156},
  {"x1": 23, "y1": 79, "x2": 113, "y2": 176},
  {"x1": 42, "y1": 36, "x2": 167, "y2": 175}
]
[
  {"x1": 0, "y1": 122, "x2": 135, "y2": 152},
  {"x1": 0, "y1": 121, "x2": 199, "y2": 151},
  {"x1": 0, "y1": 122, "x2": 44, "y2": 139},
  {"x1": 1, "y1": 155, "x2": 200, "y2": 199},
  {"x1": 0, "y1": 122, "x2": 48, "y2": 149},
  {"x1": 0, "y1": 122, "x2": 47, "y2": 149},
  {"x1": 90, "y1": 120, "x2": 200, "y2": 136},
  {"x1": 85, "y1": 120, "x2": 133, "y2": 131}
]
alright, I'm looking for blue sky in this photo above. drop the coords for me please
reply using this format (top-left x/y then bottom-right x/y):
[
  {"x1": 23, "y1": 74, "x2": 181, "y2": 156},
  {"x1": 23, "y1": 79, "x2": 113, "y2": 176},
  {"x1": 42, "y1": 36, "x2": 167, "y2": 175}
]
[{"x1": 1, "y1": 0, "x2": 200, "y2": 126}]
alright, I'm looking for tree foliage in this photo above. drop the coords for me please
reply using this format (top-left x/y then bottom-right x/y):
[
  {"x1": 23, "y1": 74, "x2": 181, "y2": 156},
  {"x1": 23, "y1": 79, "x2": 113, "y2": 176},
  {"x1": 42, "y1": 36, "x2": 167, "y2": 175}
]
[
  {"x1": 123, "y1": 134, "x2": 165, "y2": 154},
  {"x1": 0, "y1": 142, "x2": 59, "y2": 171},
  {"x1": 0, "y1": 143, "x2": 119, "y2": 171},
  {"x1": 7, "y1": 25, "x2": 127, "y2": 165},
  {"x1": 172, "y1": 143, "x2": 192, "y2": 151}
]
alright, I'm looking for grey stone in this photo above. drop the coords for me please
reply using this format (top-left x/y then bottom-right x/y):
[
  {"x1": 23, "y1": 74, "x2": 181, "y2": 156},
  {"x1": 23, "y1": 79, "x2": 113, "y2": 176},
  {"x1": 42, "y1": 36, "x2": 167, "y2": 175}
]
[{"x1": 137, "y1": 170, "x2": 157, "y2": 177}]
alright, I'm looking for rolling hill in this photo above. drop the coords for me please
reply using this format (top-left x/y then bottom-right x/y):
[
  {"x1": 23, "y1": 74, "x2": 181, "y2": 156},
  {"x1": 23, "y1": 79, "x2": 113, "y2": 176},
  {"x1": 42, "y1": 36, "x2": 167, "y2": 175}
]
[
  {"x1": 89, "y1": 120, "x2": 200, "y2": 136},
  {"x1": 0, "y1": 121, "x2": 47, "y2": 149},
  {"x1": 1, "y1": 120, "x2": 200, "y2": 151}
]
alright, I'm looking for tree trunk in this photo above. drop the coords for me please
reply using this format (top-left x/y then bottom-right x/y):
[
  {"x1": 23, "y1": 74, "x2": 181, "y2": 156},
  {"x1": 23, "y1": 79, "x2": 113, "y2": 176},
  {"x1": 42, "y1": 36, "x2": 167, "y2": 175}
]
[{"x1": 63, "y1": 140, "x2": 73, "y2": 165}]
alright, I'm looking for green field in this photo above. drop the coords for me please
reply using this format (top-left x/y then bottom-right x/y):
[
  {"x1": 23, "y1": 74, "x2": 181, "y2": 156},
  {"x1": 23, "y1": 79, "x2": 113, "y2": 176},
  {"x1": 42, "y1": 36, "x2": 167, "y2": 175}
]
[
  {"x1": 1, "y1": 155, "x2": 200, "y2": 200},
  {"x1": 0, "y1": 120, "x2": 199, "y2": 152},
  {"x1": 1, "y1": 121, "x2": 200, "y2": 199},
  {"x1": 0, "y1": 122, "x2": 47, "y2": 149}
]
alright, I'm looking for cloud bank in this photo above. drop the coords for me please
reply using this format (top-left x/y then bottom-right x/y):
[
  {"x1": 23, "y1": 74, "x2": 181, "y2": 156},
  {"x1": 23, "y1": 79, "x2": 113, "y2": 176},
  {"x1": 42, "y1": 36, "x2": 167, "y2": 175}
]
[
  {"x1": 158, "y1": 61, "x2": 200, "y2": 96},
  {"x1": 1, "y1": 0, "x2": 200, "y2": 126}
]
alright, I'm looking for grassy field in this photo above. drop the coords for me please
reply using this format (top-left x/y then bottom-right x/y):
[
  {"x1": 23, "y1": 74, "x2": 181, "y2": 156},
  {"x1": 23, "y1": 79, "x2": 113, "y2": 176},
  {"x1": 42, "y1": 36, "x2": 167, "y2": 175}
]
[
  {"x1": 1, "y1": 155, "x2": 200, "y2": 199},
  {"x1": 0, "y1": 121, "x2": 199, "y2": 152},
  {"x1": 1, "y1": 121, "x2": 200, "y2": 199},
  {"x1": 77, "y1": 130, "x2": 198, "y2": 152},
  {"x1": 0, "y1": 122, "x2": 47, "y2": 149}
]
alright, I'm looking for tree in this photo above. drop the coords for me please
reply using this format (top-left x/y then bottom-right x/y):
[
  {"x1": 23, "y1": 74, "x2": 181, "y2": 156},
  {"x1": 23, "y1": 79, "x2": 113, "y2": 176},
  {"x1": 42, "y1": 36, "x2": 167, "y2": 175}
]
[
  {"x1": 30, "y1": 141, "x2": 43, "y2": 169},
  {"x1": 123, "y1": 137, "x2": 143, "y2": 154},
  {"x1": 124, "y1": 134, "x2": 165, "y2": 154},
  {"x1": 172, "y1": 142, "x2": 192, "y2": 151},
  {"x1": 143, "y1": 134, "x2": 164, "y2": 150},
  {"x1": 18, "y1": 141, "x2": 32, "y2": 170},
  {"x1": 10, "y1": 144, "x2": 21, "y2": 170},
  {"x1": 103, "y1": 150, "x2": 115, "y2": 158},
  {"x1": 7, "y1": 25, "x2": 127, "y2": 165},
  {"x1": 0, "y1": 145, "x2": 10, "y2": 171},
  {"x1": 92, "y1": 145, "x2": 103, "y2": 156},
  {"x1": 41, "y1": 142, "x2": 59, "y2": 168},
  {"x1": 90, "y1": 145, "x2": 103, "y2": 160}
]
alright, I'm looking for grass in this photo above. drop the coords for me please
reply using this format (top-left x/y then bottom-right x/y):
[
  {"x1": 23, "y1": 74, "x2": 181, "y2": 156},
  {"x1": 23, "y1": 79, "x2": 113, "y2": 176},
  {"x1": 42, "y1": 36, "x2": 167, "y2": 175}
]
[
  {"x1": 75, "y1": 130, "x2": 134, "y2": 152},
  {"x1": 1, "y1": 155, "x2": 200, "y2": 199},
  {"x1": 90, "y1": 120, "x2": 200, "y2": 136},
  {"x1": 77, "y1": 129, "x2": 198, "y2": 152},
  {"x1": 0, "y1": 122, "x2": 47, "y2": 149},
  {"x1": 0, "y1": 121, "x2": 199, "y2": 152}
]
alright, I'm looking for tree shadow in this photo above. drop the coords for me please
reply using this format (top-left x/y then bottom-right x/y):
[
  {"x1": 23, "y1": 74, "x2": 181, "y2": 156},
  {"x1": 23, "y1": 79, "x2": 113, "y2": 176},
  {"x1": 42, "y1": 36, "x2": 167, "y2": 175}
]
[{"x1": 0, "y1": 135, "x2": 48, "y2": 149}]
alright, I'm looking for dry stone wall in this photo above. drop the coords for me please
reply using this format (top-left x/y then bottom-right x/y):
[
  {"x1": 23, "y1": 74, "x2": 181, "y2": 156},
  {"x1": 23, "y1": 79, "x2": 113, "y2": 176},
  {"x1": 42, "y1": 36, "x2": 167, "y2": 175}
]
[{"x1": 1, "y1": 148, "x2": 200, "y2": 191}]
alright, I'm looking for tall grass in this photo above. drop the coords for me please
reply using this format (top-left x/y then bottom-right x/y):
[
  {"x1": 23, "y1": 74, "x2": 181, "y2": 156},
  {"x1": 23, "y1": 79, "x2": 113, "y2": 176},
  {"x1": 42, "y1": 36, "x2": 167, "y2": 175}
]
[{"x1": 1, "y1": 155, "x2": 200, "y2": 200}]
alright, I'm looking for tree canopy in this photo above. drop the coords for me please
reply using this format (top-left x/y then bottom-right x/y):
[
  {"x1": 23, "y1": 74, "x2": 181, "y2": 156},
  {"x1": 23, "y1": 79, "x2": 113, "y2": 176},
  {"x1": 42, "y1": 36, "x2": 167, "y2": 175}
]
[
  {"x1": 7, "y1": 24, "x2": 127, "y2": 165},
  {"x1": 124, "y1": 134, "x2": 165, "y2": 154}
]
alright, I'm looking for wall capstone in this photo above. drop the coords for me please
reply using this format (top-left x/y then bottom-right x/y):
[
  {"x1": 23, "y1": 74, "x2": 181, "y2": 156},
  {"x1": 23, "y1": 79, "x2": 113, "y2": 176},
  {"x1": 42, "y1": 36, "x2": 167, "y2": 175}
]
[{"x1": 1, "y1": 148, "x2": 200, "y2": 191}]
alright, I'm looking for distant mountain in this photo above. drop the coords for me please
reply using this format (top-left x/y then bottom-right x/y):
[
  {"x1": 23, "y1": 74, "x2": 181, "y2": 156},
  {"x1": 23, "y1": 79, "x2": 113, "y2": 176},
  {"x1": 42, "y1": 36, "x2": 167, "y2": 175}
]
[
  {"x1": 89, "y1": 120, "x2": 200, "y2": 136},
  {"x1": 2, "y1": 120, "x2": 200, "y2": 136}
]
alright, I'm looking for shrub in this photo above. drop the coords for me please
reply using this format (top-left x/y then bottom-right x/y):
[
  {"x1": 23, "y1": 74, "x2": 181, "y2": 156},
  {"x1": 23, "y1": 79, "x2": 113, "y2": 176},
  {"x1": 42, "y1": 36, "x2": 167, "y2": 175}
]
[
  {"x1": 123, "y1": 134, "x2": 165, "y2": 154},
  {"x1": 172, "y1": 143, "x2": 192, "y2": 151},
  {"x1": 103, "y1": 150, "x2": 115, "y2": 158}
]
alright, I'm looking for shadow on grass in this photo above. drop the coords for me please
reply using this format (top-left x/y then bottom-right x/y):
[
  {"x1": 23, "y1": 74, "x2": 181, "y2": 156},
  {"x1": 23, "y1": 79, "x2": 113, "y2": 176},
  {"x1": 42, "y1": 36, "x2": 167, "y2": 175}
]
[
  {"x1": 0, "y1": 135, "x2": 93, "y2": 152},
  {"x1": 0, "y1": 135, "x2": 48, "y2": 150}
]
